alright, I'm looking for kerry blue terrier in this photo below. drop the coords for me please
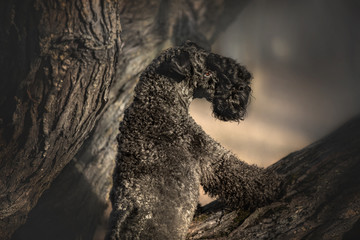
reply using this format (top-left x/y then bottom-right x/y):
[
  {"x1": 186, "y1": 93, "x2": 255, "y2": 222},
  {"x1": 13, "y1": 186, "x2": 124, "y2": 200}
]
[{"x1": 107, "y1": 41, "x2": 282, "y2": 240}]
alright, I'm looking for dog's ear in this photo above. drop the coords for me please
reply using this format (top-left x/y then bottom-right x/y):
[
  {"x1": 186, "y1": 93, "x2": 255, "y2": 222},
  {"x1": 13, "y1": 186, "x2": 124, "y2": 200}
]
[{"x1": 158, "y1": 51, "x2": 191, "y2": 82}]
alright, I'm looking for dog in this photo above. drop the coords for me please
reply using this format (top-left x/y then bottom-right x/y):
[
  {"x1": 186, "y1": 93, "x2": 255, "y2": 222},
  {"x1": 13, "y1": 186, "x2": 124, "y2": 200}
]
[{"x1": 107, "y1": 41, "x2": 282, "y2": 240}]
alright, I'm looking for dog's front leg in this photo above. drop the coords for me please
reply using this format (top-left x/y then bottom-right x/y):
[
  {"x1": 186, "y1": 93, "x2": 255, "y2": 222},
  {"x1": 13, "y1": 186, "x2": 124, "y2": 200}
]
[{"x1": 188, "y1": 118, "x2": 282, "y2": 210}]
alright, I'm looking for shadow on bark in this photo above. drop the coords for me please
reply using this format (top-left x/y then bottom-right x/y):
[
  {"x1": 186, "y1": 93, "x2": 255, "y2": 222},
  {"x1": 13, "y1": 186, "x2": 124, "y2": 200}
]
[{"x1": 12, "y1": 159, "x2": 108, "y2": 240}]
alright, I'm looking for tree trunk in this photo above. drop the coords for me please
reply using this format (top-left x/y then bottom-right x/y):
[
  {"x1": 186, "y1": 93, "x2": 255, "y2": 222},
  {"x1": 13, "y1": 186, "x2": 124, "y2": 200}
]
[
  {"x1": 187, "y1": 115, "x2": 360, "y2": 239},
  {"x1": 0, "y1": 0, "x2": 122, "y2": 239},
  {"x1": 1, "y1": 0, "x2": 251, "y2": 239}
]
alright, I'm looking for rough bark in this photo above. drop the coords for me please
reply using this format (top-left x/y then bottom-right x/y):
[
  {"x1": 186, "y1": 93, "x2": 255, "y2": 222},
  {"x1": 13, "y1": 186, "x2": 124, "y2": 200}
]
[
  {"x1": 187, "y1": 115, "x2": 360, "y2": 239},
  {"x1": 0, "y1": 0, "x2": 122, "y2": 239},
  {"x1": 1, "y1": 0, "x2": 251, "y2": 239}
]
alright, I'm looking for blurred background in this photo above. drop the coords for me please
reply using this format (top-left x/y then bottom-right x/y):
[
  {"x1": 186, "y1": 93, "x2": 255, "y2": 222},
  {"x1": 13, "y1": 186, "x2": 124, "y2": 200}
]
[{"x1": 191, "y1": 0, "x2": 360, "y2": 204}]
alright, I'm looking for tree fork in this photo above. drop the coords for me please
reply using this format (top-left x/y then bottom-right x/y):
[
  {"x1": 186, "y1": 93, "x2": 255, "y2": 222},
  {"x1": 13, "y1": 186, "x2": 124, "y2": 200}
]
[{"x1": 0, "y1": 0, "x2": 252, "y2": 239}]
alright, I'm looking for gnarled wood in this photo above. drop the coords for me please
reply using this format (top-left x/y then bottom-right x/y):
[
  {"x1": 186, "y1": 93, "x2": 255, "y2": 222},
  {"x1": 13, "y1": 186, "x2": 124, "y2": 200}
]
[{"x1": 0, "y1": 1, "x2": 121, "y2": 239}]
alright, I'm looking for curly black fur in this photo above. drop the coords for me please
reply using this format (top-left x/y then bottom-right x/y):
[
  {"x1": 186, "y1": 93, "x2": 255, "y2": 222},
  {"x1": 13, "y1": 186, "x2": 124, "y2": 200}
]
[{"x1": 107, "y1": 41, "x2": 282, "y2": 240}]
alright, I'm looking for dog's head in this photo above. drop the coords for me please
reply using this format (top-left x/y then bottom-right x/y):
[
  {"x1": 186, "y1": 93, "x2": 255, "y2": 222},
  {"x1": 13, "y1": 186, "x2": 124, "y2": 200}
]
[
  {"x1": 157, "y1": 41, "x2": 252, "y2": 122},
  {"x1": 205, "y1": 52, "x2": 252, "y2": 121}
]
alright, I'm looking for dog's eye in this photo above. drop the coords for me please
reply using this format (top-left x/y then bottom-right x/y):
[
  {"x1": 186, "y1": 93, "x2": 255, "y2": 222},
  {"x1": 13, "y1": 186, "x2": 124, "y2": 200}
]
[{"x1": 204, "y1": 72, "x2": 212, "y2": 78}]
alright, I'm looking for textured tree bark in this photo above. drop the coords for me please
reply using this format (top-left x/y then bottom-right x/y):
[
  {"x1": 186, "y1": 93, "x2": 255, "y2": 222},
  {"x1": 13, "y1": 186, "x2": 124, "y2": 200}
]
[
  {"x1": 187, "y1": 115, "x2": 360, "y2": 239},
  {"x1": 1, "y1": 0, "x2": 251, "y2": 239},
  {"x1": 0, "y1": 0, "x2": 122, "y2": 239}
]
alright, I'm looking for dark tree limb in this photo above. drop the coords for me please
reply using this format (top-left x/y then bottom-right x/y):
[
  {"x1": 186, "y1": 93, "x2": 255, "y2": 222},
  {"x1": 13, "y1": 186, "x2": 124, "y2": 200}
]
[
  {"x1": 187, "y1": 115, "x2": 360, "y2": 239},
  {"x1": 0, "y1": 0, "x2": 122, "y2": 239}
]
